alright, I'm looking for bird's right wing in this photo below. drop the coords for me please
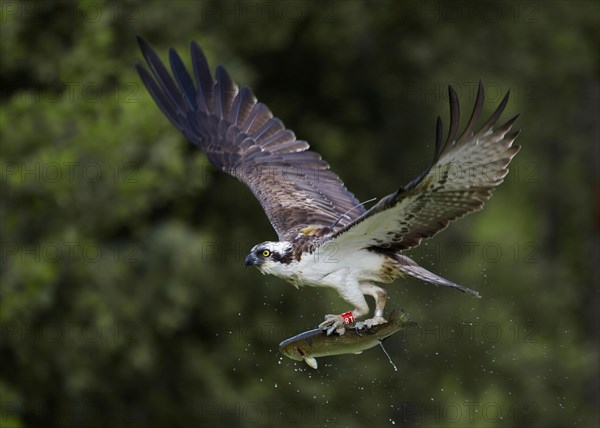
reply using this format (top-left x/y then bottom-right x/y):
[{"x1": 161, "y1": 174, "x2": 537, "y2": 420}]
[{"x1": 136, "y1": 37, "x2": 365, "y2": 241}]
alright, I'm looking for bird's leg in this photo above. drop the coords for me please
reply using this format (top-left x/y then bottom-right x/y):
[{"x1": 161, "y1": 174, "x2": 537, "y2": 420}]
[
  {"x1": 319, "y1": 286, "x2": 369, "y2": 336},
  {"x1": 355, "y1": 283, "x2": 388, "y2": 329}
]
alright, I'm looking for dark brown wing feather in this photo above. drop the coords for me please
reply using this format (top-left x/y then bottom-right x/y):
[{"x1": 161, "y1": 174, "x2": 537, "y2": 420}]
[
  {"x1": 325, "y1": 81, "x2": 520, "y2": 252},
  {"x1": 136, "y1": 37, "x2": 364, "y2": 241}
]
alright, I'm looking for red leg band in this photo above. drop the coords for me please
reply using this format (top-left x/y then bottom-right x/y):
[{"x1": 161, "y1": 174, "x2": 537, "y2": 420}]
[{"x1": 341, "y1": 311, "x2": 355, "y2": 324}]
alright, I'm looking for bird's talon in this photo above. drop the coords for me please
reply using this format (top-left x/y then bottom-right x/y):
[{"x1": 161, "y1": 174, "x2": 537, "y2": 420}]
[
  {"x1": 354, "y1": 321, "x2": 374, "y2": 334},
  {"x1": 319, "y1": 314, "x2": 346, "y2": 335},
  {"x1": 363, "y1": 316, "x2": 387, "y2": 329}
]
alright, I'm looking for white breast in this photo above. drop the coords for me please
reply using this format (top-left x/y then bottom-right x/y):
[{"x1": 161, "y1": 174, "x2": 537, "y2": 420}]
[{"x1": 260, "y1": 246, "x2": 390, "y2": 290}]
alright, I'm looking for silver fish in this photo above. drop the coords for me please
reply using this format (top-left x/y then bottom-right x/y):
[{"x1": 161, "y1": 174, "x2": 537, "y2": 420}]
[{"x1": 279, "y1": 310, "x2": 416, "y2": 369}]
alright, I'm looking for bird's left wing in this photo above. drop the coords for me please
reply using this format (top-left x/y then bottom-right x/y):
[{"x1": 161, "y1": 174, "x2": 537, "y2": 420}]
[
  {"x1": 323, "y1": 82, "x2": 520, "y2": 252},
  {"x1": 135, "y1": 37, "x2": 364, "y2": 241}
]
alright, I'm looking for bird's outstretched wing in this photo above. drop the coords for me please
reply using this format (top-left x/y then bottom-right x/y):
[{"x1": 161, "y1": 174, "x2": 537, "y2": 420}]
[
  {"x1": 136, "y1": 37, "x2": 364, "y2": 241},
  {"x1": 324, "y1": 81, "x2": 520, "y2": 252}
]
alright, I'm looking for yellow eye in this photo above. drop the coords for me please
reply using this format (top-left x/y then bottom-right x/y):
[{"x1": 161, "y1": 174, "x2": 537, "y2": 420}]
[{"x1": 262, "y1": 249, "x2": 271, "y2": 257}]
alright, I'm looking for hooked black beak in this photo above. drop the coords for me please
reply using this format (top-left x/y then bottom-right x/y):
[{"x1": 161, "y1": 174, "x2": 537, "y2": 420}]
[{"x1": 244, "y1": 254, "x2": 258, "y2": 267}]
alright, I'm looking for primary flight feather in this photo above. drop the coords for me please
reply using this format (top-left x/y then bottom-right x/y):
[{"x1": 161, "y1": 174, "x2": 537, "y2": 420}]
[{"x1": 136, "y1": 37, "x2": 520, "y2": 335}]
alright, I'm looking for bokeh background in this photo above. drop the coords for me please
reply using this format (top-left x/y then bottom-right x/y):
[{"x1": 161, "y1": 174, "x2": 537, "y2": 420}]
[{"x1": 1, "y1": 1, "x2": 598, "y2": 427}]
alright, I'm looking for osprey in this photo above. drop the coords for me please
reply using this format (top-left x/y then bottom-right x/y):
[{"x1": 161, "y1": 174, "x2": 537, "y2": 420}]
[{"x1": 136, "y1": 37, "x2": 520, "y2": 335}]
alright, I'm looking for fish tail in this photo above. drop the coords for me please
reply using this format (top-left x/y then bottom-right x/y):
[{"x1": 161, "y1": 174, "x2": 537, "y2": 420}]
[{"x1": 386, "y1": 309, "x2": 417, "y2": 329}]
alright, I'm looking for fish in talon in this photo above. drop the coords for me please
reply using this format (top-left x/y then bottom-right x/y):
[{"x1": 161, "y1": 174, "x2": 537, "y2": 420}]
[{"x1": 279, "y1": 310, "x2": 416, "y2": 369}]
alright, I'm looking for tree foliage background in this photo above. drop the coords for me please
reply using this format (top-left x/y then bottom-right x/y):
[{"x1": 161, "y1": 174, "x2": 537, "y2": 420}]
[{"x1": 1, "y1": 1, "x2": 598, "y2": 427}]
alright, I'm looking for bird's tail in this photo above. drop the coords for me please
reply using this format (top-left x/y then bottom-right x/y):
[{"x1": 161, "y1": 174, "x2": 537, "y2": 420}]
[{"x1": 393, "y1": 254, "x2": 481, "y2": 298}]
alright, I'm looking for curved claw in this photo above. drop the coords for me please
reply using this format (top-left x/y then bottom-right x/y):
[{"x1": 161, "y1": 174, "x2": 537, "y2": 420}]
[
  {"x1": 354, "y1": 321, "x2": 374, "y2": 335},
  {"x1": 319, "y1": 314, "x2": 346, "y2": 336}
]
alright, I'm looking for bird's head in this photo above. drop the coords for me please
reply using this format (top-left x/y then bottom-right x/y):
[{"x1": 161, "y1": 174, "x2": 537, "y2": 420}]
[{"x1": 244, "y1": 241, "x2": 294, "y2": 274}]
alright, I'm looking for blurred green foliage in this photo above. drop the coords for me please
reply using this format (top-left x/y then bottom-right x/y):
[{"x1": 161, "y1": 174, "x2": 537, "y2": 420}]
[{"x1": 1, "y1": 1, "x2": 598, "y2": 427}]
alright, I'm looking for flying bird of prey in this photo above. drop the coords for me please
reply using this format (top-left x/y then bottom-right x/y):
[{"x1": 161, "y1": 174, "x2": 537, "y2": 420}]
[{"x1": 136, "y1": 37, "x2": 520, "y2": 335}]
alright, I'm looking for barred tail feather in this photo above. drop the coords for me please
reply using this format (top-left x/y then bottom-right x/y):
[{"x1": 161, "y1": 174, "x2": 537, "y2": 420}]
[{"x1": 394, "y1": 254, "x2": 481, "y2": 297}]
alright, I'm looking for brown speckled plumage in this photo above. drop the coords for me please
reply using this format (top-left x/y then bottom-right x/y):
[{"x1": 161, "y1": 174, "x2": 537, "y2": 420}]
[{"x1": 137, "y1": 37, "x2": 521, "y2": 325}]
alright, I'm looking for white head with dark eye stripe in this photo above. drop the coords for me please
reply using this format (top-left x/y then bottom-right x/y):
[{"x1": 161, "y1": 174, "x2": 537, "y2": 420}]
[{"x1": 244, "y1": 241, "x2": 294, "y2": 272}]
